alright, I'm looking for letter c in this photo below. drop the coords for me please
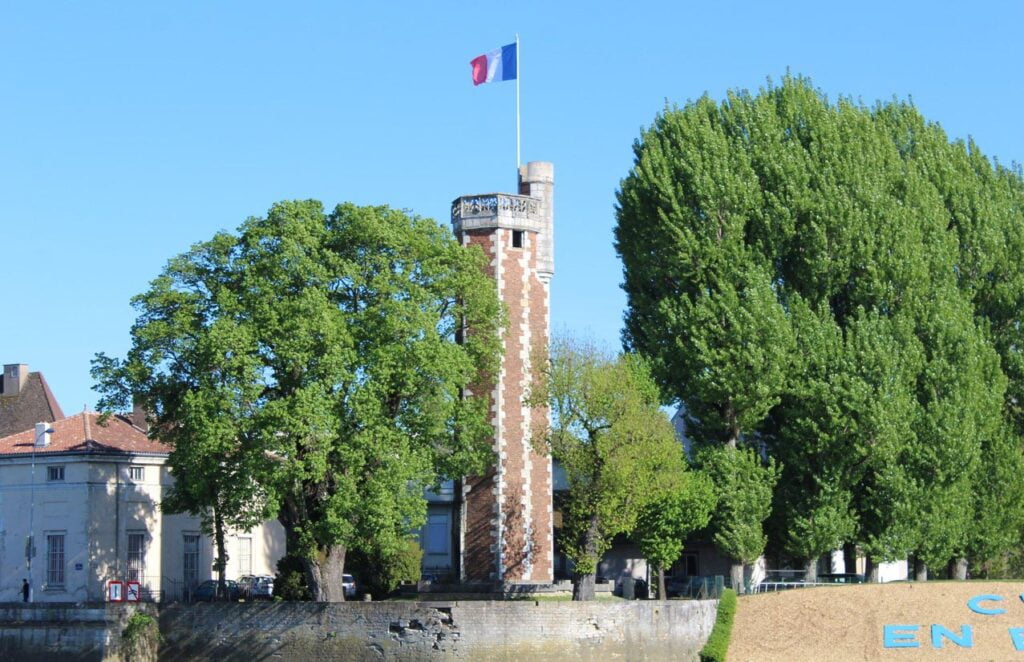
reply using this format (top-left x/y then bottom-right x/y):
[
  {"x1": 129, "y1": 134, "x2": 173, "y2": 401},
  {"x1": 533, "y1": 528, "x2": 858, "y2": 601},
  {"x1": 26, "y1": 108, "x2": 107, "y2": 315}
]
[{"x1": 967, "y1": 594, "x2": 1005, "y2": 615}]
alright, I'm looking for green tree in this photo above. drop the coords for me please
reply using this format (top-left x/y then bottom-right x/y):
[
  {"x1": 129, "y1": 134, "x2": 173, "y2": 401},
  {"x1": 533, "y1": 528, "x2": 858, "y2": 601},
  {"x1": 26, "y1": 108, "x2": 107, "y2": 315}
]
[
  {"x1": 634, "y1": 471, "x2": 715, "y2": 599},
  {"x1": 531, "y1": 339, "x2": 688, "y2": 600},
  {"x1": 93, "y1": 233, "x2": 273, "y2": 598},
  {"x1": 699, "y1": 446, "x2": 779, "y2": 592},
  {"x1": 95, "y1": 200, "x2": 502, "y2": 601},
  {"x1": 615, "y1": 74, "x2": 1024, "y2": 582}
]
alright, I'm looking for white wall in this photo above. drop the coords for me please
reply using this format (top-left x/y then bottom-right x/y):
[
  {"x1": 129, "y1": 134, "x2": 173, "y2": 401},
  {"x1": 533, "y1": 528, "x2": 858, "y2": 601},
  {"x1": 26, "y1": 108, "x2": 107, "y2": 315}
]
[{"x1": 0, "y1": 453, "x2": 285, "y2": 602}]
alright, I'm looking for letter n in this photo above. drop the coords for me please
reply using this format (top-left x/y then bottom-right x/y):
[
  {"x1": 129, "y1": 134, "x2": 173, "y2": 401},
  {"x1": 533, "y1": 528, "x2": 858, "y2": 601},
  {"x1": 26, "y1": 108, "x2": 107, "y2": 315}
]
[{"x1": 931, "y1": 624, "x2": 973, "y2": 649}]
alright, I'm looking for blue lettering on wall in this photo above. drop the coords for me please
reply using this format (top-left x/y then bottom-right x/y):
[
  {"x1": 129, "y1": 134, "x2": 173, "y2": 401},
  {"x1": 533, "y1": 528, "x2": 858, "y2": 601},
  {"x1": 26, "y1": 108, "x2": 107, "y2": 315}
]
[
  {"x1": 883, "y1": 625, "x2": 920, "y2": 648},
  {"x1": 931, "y1": 624, "x2": 972, "y2": 649},
  {"x1": 1009, "y1": 628, "x2": 1024, "y2": 651},
  {"x1": 967, "y1": 594, "x2": 1006, "y2": 615}
]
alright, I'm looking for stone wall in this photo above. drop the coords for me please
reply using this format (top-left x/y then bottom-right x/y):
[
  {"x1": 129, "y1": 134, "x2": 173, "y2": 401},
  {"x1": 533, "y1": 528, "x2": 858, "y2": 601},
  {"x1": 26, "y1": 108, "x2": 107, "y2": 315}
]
[
  {"x1": 158, "y1": 599, "x2": 717, "y2": 661},
  {"x1": 0, "y1": 603, "x2": 153, "y2": 661}
]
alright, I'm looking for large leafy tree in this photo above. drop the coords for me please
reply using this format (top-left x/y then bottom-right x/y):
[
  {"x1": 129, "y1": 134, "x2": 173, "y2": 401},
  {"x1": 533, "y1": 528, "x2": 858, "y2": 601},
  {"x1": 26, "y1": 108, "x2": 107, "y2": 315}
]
[
  {"x1": 94, "y1": 201, "x2": 502, "y2": 601},
  {"x1": 530, "y1": 339, "x2": 688, "y2": 601},
  {"x1": 615, "y1": 74, "x2": 1024, "y2": 581},
  {"x1": 93, "y1": 233, "x2": 273, "y2": 598}
]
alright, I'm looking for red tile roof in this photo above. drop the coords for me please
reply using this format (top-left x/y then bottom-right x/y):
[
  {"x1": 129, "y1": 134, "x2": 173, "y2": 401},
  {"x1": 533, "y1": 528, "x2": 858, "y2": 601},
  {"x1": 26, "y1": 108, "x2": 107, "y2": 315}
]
[{"x1": 0, "y1": 412, "x2": 169, "y2": 456}]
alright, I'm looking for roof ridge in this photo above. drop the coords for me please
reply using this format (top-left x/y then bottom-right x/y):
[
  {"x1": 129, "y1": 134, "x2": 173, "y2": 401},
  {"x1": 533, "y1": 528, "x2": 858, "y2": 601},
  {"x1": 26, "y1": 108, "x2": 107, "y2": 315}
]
[
  {"x1": 83, "y1": 408, "x2": 91, "y2": 441},
  {"x1": 34, "y1": 372, "x2": 65, "y2": 421}
]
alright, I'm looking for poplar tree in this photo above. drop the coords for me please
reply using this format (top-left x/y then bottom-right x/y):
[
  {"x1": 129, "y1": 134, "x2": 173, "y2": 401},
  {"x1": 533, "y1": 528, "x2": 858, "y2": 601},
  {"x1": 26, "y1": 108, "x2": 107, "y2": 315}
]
[{"x1": 615, "y1": 74, "x2": 1024, "y2": 580}]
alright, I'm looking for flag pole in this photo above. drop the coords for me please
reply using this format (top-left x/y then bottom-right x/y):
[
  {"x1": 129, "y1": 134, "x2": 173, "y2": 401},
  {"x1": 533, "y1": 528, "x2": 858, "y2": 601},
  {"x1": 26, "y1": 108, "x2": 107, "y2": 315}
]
[{"x1": 515, "y1": 33, "x2": 521, "y2": 170}]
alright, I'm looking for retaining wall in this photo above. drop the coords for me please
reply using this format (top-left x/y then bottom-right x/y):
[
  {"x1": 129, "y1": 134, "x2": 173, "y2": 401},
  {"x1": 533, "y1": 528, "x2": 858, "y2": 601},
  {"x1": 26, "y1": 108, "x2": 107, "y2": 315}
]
[
  {"x1": 0, "y1": 603, "x2": 151, "y2": 661},
  {"x1": 0, "y1": 599, "x2": 718, "y2": 661},
  {"x1": 159, "y1": 599, "x2": 718, "y2": 661}
]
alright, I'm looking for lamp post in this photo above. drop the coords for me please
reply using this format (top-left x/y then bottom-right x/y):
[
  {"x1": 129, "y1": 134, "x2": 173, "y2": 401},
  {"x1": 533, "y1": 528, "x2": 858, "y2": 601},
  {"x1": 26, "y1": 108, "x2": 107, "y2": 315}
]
[{"x1": 28, "y1": 423, "x2": 54, "y2": 603}]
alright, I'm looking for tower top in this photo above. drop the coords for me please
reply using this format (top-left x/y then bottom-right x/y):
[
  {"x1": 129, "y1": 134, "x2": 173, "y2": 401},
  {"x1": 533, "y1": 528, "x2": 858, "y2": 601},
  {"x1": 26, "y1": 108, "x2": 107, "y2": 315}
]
[{"x1": 451, "y1": 161, "x2": 554, "y2": 278}]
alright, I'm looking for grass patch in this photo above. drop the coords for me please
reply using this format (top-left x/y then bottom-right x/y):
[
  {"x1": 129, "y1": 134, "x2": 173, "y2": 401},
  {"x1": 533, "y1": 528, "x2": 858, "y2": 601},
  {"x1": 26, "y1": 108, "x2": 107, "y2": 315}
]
[{"x1": 699, "y1": 588, "x2": 736, "y2": 662}]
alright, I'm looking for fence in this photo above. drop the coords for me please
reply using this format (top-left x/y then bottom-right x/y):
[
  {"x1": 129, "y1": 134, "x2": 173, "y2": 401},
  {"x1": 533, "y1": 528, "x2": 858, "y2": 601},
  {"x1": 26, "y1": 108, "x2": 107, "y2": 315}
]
[{"x1": 667, "y1": 575, "x2": 725, "y2": 599}]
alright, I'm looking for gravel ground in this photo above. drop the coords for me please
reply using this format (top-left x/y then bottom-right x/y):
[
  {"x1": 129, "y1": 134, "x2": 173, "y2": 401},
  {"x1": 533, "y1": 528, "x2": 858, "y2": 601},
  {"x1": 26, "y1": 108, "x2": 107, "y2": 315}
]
[{"x1": 728, "y1": 581, "x2": 1024, "y2": 661}]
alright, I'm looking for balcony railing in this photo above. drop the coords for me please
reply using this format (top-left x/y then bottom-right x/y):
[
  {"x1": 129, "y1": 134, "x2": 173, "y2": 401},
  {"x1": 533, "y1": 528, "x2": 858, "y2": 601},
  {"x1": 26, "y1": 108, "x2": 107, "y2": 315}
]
[{"x1": 451, "y1": 193, "x2": 538, "y2": 221}]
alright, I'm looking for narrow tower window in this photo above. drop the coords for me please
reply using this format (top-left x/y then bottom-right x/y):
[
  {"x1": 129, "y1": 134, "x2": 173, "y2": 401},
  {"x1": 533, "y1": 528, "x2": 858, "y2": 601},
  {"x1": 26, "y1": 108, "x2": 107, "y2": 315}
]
[{"x1": 512, "y1": 230, "x2": 524, "y2": 248}]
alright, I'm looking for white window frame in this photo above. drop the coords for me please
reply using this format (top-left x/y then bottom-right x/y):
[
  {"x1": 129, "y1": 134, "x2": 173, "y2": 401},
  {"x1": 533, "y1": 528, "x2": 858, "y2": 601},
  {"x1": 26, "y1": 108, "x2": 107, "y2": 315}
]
[
  {"x1": 183, "y1": 533, "x2": 200, "y2": 587},
  {"x1": 46, "y1": 532, "x2": 66, "y2": 588},
  {"x1": 129, "y1": 465, "x2": 145, "y2": 481},
  {"x1": 238, "y1": 537, "x2": 252, "y2": 576},
  {"x1": 127, "y1": 531, "x2": 146, "y2": 582},
  {"x1": 47, "y1": 465, "x2": 65, "y2": 481}
]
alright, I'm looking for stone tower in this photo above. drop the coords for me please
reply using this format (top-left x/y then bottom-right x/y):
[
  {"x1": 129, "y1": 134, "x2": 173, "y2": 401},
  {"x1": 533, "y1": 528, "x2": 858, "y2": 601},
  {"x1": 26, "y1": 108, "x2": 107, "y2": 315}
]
[{"x1": 451, "y1": 161, "x2": 554, "y2": 583}]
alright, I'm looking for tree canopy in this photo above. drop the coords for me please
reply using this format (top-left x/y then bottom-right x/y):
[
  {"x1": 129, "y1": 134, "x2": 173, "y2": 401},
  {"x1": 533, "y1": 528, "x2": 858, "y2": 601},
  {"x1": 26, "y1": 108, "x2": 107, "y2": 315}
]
[
  {"x1": 94, "y1": 201, "x2": 503, "y2": 600},
  {"x1": 530, "y1": 339, "x2": 692, "y2": 600},
  {"x1": 615, "y1": 74, "x2": 1024, "y2": 579}
]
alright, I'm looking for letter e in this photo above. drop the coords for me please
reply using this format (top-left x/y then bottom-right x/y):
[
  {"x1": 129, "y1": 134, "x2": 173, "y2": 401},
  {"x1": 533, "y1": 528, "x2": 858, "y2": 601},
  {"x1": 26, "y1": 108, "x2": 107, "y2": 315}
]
[{"x1": 884, "y1": 625, "x2": 920, "y2": 648}]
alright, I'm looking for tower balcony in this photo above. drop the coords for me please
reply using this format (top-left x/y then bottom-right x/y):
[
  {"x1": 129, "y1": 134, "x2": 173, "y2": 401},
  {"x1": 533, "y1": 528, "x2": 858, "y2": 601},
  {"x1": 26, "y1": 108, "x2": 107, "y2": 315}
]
[{"x1": 451, "y1": 193, "x2": 545, "y2": 234}]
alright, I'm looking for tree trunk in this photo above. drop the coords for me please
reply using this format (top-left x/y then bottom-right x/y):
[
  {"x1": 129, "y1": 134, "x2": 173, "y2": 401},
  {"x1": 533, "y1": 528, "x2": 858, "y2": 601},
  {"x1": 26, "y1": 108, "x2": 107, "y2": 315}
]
[
  {"x1": 213, "y1": 508, "x2": 229, "y2": 600},
  {"x1": 571, "y1": 514, "x2": 601, "y2": 601},
  {"x1": 572, "y1": 571, "x2": 596, "y2": 601},
  {"x1": 730, "y1": 561, "x2": 745, "y2": 594},
  {"x1": 913, "y1": 557, "x2": 927, "y2": 582},
  {"x1": 864, "y1": 556, "x2": 880, "y2": 583},
  {"x1": 948, "y1": 557, "x2": 968, "y2": 580},
  {"x1": 657, "y1": 566, "x2": 666, "y2": 601},
  {"x1": 804, "y1": 557, "x2": 818, "y2": 583},
  {"x1": 843, "y1": 542, "x2": 858, "y2": 575},
  {"x1": 305, "y1": 545, "x2": 347, "y2": 602}
]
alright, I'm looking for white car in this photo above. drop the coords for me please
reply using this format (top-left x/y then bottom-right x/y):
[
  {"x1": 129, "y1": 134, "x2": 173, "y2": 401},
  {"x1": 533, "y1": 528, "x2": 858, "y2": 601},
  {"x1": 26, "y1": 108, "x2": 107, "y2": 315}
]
[{"x1": 342, "y1": 573, "x2": 357, "y2": 599}]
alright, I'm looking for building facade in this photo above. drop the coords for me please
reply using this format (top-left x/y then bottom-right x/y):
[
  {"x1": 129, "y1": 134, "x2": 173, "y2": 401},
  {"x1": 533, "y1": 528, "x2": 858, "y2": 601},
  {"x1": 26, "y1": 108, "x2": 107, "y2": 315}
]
[{"x1": 0, "y1": 411, "x2": 285, "y2": 602}]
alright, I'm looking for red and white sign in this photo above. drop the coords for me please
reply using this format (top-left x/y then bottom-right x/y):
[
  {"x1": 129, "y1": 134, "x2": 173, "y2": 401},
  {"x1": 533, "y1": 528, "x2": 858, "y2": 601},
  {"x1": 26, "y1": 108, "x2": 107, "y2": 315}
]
[
  {"x1": 126, "y1": 581, "x2": 141, "y2": 602},
  {"x1": 107, "y1": 580, "x2": 123, "y2": 602}
]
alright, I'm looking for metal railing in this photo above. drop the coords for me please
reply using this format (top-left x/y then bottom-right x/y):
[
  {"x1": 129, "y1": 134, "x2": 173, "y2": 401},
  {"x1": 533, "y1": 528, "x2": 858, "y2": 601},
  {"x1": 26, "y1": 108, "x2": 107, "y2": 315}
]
[{"x1": 752, "y1": 581, "x2": 829, "y2": 594}]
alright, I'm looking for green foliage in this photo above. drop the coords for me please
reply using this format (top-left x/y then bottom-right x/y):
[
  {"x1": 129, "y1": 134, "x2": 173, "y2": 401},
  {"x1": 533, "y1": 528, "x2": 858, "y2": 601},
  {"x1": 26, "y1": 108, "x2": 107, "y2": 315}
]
[
  {"x1": 616, "y1": 73, "x2": 1024, "y2": 572},
  {"x1": 635, "y1": 471, "x2": 716, "y2": 573},
  {"x1": 121, "y1": 611, "x2": 161, "y2": 662},
  {"x1": 273, "y1": 551, "x2": 311, "y2": 601},
  {"x1": 699, "y1": 588, "x2": 737, "y2": 662},
  {"x1": 531, "y1": 339, "x2": 688, "y2": 590},
  {"x1": 347, "y1": 540, "x2": 423, "y2": 597},
  {"x1": 94, "y1": 201, "x2": 503, "y2": 600},
  {"x1": 700, "y1": 447, "x2": 779, "y2": 565}
]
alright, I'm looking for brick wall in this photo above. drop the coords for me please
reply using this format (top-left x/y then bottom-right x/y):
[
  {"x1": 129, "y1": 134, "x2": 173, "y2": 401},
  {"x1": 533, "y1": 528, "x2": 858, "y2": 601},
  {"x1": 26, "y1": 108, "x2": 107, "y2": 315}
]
[{"x1": 460, "y1": 224, "x2": 552, "y2": 583}]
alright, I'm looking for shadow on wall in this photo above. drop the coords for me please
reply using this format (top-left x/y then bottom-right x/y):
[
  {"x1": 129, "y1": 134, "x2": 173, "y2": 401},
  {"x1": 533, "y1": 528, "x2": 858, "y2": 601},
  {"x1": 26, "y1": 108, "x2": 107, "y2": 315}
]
[{"x1": 89, "y1": 461, "x2": 162, "y2": 603}]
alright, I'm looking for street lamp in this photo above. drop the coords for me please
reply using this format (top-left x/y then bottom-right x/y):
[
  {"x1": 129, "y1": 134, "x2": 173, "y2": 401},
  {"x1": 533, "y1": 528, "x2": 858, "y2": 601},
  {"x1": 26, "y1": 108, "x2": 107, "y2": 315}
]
[{"x1": 27, "y1": 423, "x2": 54, "y2": 603}]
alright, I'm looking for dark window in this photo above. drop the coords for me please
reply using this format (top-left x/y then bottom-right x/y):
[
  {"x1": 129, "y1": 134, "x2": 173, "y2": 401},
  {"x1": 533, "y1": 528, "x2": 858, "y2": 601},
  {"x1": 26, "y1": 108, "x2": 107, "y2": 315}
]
[
  {"x1": 47, "y1": 466, "x2": 65, "y2": 481},
  {"x1": 47, "y1": 534, "x2": 65, "y2": 586},
  {"x1": 512, "y1": 230, "x2": 524, "y2": 248}
]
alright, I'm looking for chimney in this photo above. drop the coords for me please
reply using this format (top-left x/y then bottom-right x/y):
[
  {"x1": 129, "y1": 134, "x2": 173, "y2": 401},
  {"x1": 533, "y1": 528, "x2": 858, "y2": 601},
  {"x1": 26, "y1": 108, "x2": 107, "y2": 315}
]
[
  {"x1": 34, "y1": 422, "x2": 52, "y2": 448},
  {"x1": 2, "y1": 364, "x2": 28, "y2": 397}
]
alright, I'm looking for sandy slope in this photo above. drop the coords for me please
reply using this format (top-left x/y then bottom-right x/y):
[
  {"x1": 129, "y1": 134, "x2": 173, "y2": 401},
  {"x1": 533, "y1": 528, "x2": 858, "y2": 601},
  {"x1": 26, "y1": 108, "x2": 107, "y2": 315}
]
[{"x1": 728, "y1": 581, "x2": 1024, "y2": 661}]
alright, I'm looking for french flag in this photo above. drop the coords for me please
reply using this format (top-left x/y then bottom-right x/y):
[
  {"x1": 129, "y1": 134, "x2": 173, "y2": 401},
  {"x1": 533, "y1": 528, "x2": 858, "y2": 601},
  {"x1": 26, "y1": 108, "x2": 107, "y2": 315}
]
[{"x1": 470, "y1": 43, "x2": 517, "y2": 86}]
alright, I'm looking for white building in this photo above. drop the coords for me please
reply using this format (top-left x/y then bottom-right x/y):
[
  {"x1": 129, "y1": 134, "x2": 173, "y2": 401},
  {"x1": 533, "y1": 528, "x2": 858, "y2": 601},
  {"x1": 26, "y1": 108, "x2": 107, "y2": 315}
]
[{"x1": 0, "y1": 410, "x2": 285, "y2": 602}]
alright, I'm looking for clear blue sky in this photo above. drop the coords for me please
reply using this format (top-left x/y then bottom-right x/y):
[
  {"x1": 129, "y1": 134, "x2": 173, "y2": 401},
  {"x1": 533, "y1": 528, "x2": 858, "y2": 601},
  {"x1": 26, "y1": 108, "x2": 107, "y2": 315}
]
[{"x1": 2, "y1": 1, "x2": 1022, "y2": 413}]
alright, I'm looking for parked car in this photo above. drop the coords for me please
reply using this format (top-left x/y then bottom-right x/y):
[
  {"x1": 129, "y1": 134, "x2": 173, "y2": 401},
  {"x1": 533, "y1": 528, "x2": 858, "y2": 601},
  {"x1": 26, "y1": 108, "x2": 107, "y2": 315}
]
[
  {"x1": 342, "y1": 573, "x2": 357, "y2": 599},
  {"x1": 192, "y1": 579, "x2": 242, "y2": 602},
  {"x1": 240, "y1": 575, "x2": 275, "y2": 600}
]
